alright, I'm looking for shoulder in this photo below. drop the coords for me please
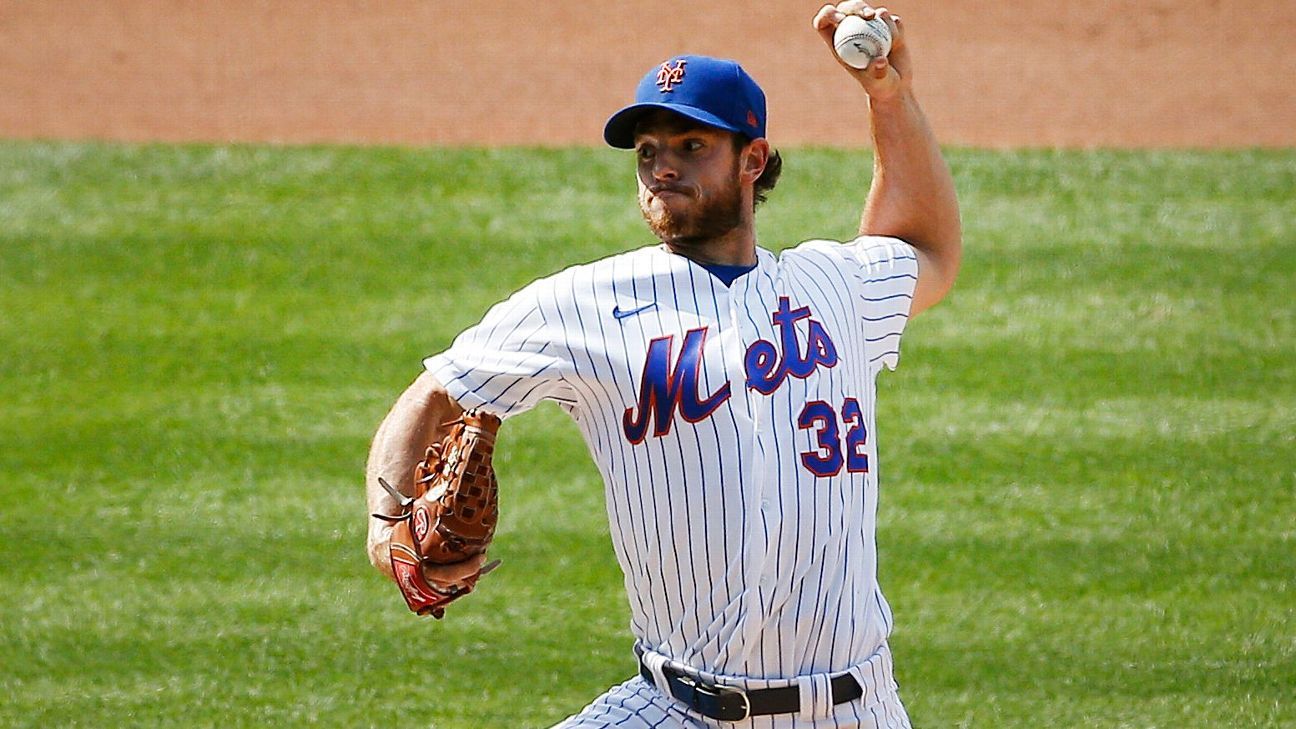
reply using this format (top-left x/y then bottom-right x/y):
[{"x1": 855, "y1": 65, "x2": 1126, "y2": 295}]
[
  {"x1": 784, "y1": 236, "x2": 917, "y2": 277},
  {"x1": 775, "y1": 238, "x2": 865, "y2": 277},
  {"x1": 537, "y1": 245, "x2": 661, "y2": 286},
  {"x1": 846, "y1": 236, "x2": 919, "y2": 276},
  {"x1": 491, "y1": 245, "x2": 663, "y2": 315},
  {"x1": 782, "y1": 238, "x2": 852, "y2": 263},
  {"x1": 785, "y1": 235, "x2": 914, "y2": 260},
  {"x1": 508, "y1": 246, "x2": 651, "y2": 290}
]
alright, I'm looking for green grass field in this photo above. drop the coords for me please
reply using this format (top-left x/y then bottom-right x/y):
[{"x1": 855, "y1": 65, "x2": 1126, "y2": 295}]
[{"x1": 1, "y1": 142, "x2": 1292, "y2": 728}]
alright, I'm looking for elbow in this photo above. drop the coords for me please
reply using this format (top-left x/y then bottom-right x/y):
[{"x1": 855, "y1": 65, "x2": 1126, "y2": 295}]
[
  {"x1": 935, "y1": 246, "x2": 962, "y2": 305},
  {"x1": 939, "y1": 208, "x2": 963, "y2": 284},
  {"x1": 366, "y1": 521, "x2": 395, "y2": 579},
  {"x1": 366, "y1": 537, "x2": 385, "y2": 572},
  {"x1": 930, "y1": 216, "x2": 963, "y2": 297},
  {"x1": 909, "y1": 232, "x2": 962, "y2": 317},
  {"x1": 939, "y1": 234, "x2": 963, "y2": 296},
  {"x1": 926, "y1": 264, "x2": 959, "y2": 314}
]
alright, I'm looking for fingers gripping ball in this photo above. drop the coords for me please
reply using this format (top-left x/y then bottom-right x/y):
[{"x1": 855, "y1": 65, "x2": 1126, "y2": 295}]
[
  {"x1": 383, "y1": 410, "x2": 503, "y2": 618},
  {"x1": 833, "y1": 15, "x2": 892, "y2": 69}
]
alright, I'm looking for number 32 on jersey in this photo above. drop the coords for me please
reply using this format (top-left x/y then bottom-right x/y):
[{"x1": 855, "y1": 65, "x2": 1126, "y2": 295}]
[{"x1": 798, "y1": 397, "x2": 869, "y2": 477}]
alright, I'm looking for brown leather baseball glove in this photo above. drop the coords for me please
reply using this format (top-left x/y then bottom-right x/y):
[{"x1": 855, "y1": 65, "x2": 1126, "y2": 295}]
[{"x1": 374, "y1": 410, "x2": 502, "y2": 618}]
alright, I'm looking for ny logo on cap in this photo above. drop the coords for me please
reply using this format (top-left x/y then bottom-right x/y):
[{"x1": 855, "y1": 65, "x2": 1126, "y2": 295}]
[{"x1": 655, "y1": 59, "x2": 687, "y2": 92}]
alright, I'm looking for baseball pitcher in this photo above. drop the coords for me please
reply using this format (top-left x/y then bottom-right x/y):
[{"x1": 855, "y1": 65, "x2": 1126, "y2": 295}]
[{"x1": 366, "y1": 3, "x2": 960, "y2": 726}]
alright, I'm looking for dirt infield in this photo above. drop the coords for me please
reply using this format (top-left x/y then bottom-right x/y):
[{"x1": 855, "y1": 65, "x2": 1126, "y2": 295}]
[{"x1": 2, "y1": 1, "x2": 1293, "y2": 148}]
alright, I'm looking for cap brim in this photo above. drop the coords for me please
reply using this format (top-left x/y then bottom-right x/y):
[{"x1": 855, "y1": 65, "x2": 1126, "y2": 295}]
[{"x1": 602, "y1": 102, "x2": 744, "y2": 149}]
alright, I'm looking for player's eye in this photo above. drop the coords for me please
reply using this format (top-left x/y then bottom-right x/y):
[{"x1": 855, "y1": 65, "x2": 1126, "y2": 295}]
[
  {"x1": 682, "y1": 139, "x2": 705, "y2": 153},
  {"x1": 636, "y1": 146, "x2": 656, "y2": 161}
]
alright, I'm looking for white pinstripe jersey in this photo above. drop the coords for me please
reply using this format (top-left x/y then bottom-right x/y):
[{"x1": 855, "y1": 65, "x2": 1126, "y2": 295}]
[{"x1": 425, "y1": 236, "x2": 919, "y2": 681}]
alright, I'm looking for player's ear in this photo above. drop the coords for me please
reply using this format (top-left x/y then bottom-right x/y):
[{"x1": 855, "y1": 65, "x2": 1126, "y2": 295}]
[{"x1": 740, "y1": 138, "x2": 771, "y2": 184}]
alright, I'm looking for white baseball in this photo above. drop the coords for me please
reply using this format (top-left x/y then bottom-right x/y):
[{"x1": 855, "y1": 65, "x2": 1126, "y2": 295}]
[{"x1": 833, "y1": 15, "x2": 892, "y2": 70}]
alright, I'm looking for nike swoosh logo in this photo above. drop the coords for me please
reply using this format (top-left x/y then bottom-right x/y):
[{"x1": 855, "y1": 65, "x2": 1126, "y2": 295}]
[{"x1": 612, "y1": 302, "x2": 657, "y2": 320}]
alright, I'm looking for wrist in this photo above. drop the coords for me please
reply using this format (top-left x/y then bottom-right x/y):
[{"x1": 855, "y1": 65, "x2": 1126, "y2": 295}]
[{"x1": 866, "y1": 86, "x2": 916, "y2": 113}]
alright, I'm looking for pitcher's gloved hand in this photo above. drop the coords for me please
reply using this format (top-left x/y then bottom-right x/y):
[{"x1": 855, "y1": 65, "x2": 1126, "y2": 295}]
[{"x1": 375, "y1": 410, "x2": 502, "y2": 618}]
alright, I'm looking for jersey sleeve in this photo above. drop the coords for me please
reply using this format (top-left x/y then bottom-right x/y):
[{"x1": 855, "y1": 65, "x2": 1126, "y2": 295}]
[
  {"x1": 841, "y1": 235, "x2": 920, "y2": 373},
  {"x1": 423, "y1": 280, "x2": 578, "y2": 420}
]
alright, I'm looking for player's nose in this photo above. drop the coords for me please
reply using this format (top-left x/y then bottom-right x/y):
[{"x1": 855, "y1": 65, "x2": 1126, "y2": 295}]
[{"x1": 650, "y1": 152, "x2": 680, "y2": 181}]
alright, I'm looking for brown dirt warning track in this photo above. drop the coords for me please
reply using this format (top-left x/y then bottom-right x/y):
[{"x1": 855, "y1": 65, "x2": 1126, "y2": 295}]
[{"x1": 1, "y1": 1, "x2": 1293, "y2": 148}]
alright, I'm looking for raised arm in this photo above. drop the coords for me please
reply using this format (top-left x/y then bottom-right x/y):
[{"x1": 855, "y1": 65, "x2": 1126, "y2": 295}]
[
  {"x1": 813, "y1": 2, "x2": 962, "y2": 317},
  {"x1": 364, "y1": 370, "x2": 464, "y2": 578}
]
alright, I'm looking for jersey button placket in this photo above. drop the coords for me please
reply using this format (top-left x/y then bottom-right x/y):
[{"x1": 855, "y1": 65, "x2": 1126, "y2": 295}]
[
  {"x1": 729, "y1": 275, "x2": 775, "y2": 591},
  {"x1": 744, "y1": 271, "x2": 788, "y2": 595},
  {"x1": 723, "y1": 281, "x2": 759, "y2": 474}
]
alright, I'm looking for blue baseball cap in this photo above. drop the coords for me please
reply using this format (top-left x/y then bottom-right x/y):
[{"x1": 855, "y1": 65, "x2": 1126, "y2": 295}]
[{"x1": 603, "y1": 55, "x2": 767, "y2": 149}]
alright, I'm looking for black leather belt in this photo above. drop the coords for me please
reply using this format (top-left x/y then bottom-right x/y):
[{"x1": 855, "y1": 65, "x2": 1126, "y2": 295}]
[{"x1": 638, "y1": 656, "x2": 863, "y2": 722}]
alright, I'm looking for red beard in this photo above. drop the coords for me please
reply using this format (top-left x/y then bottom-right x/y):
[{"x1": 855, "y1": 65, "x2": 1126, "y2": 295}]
[{"x1": 639, "y1": 165, "x2": 743, "y2": 248}]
